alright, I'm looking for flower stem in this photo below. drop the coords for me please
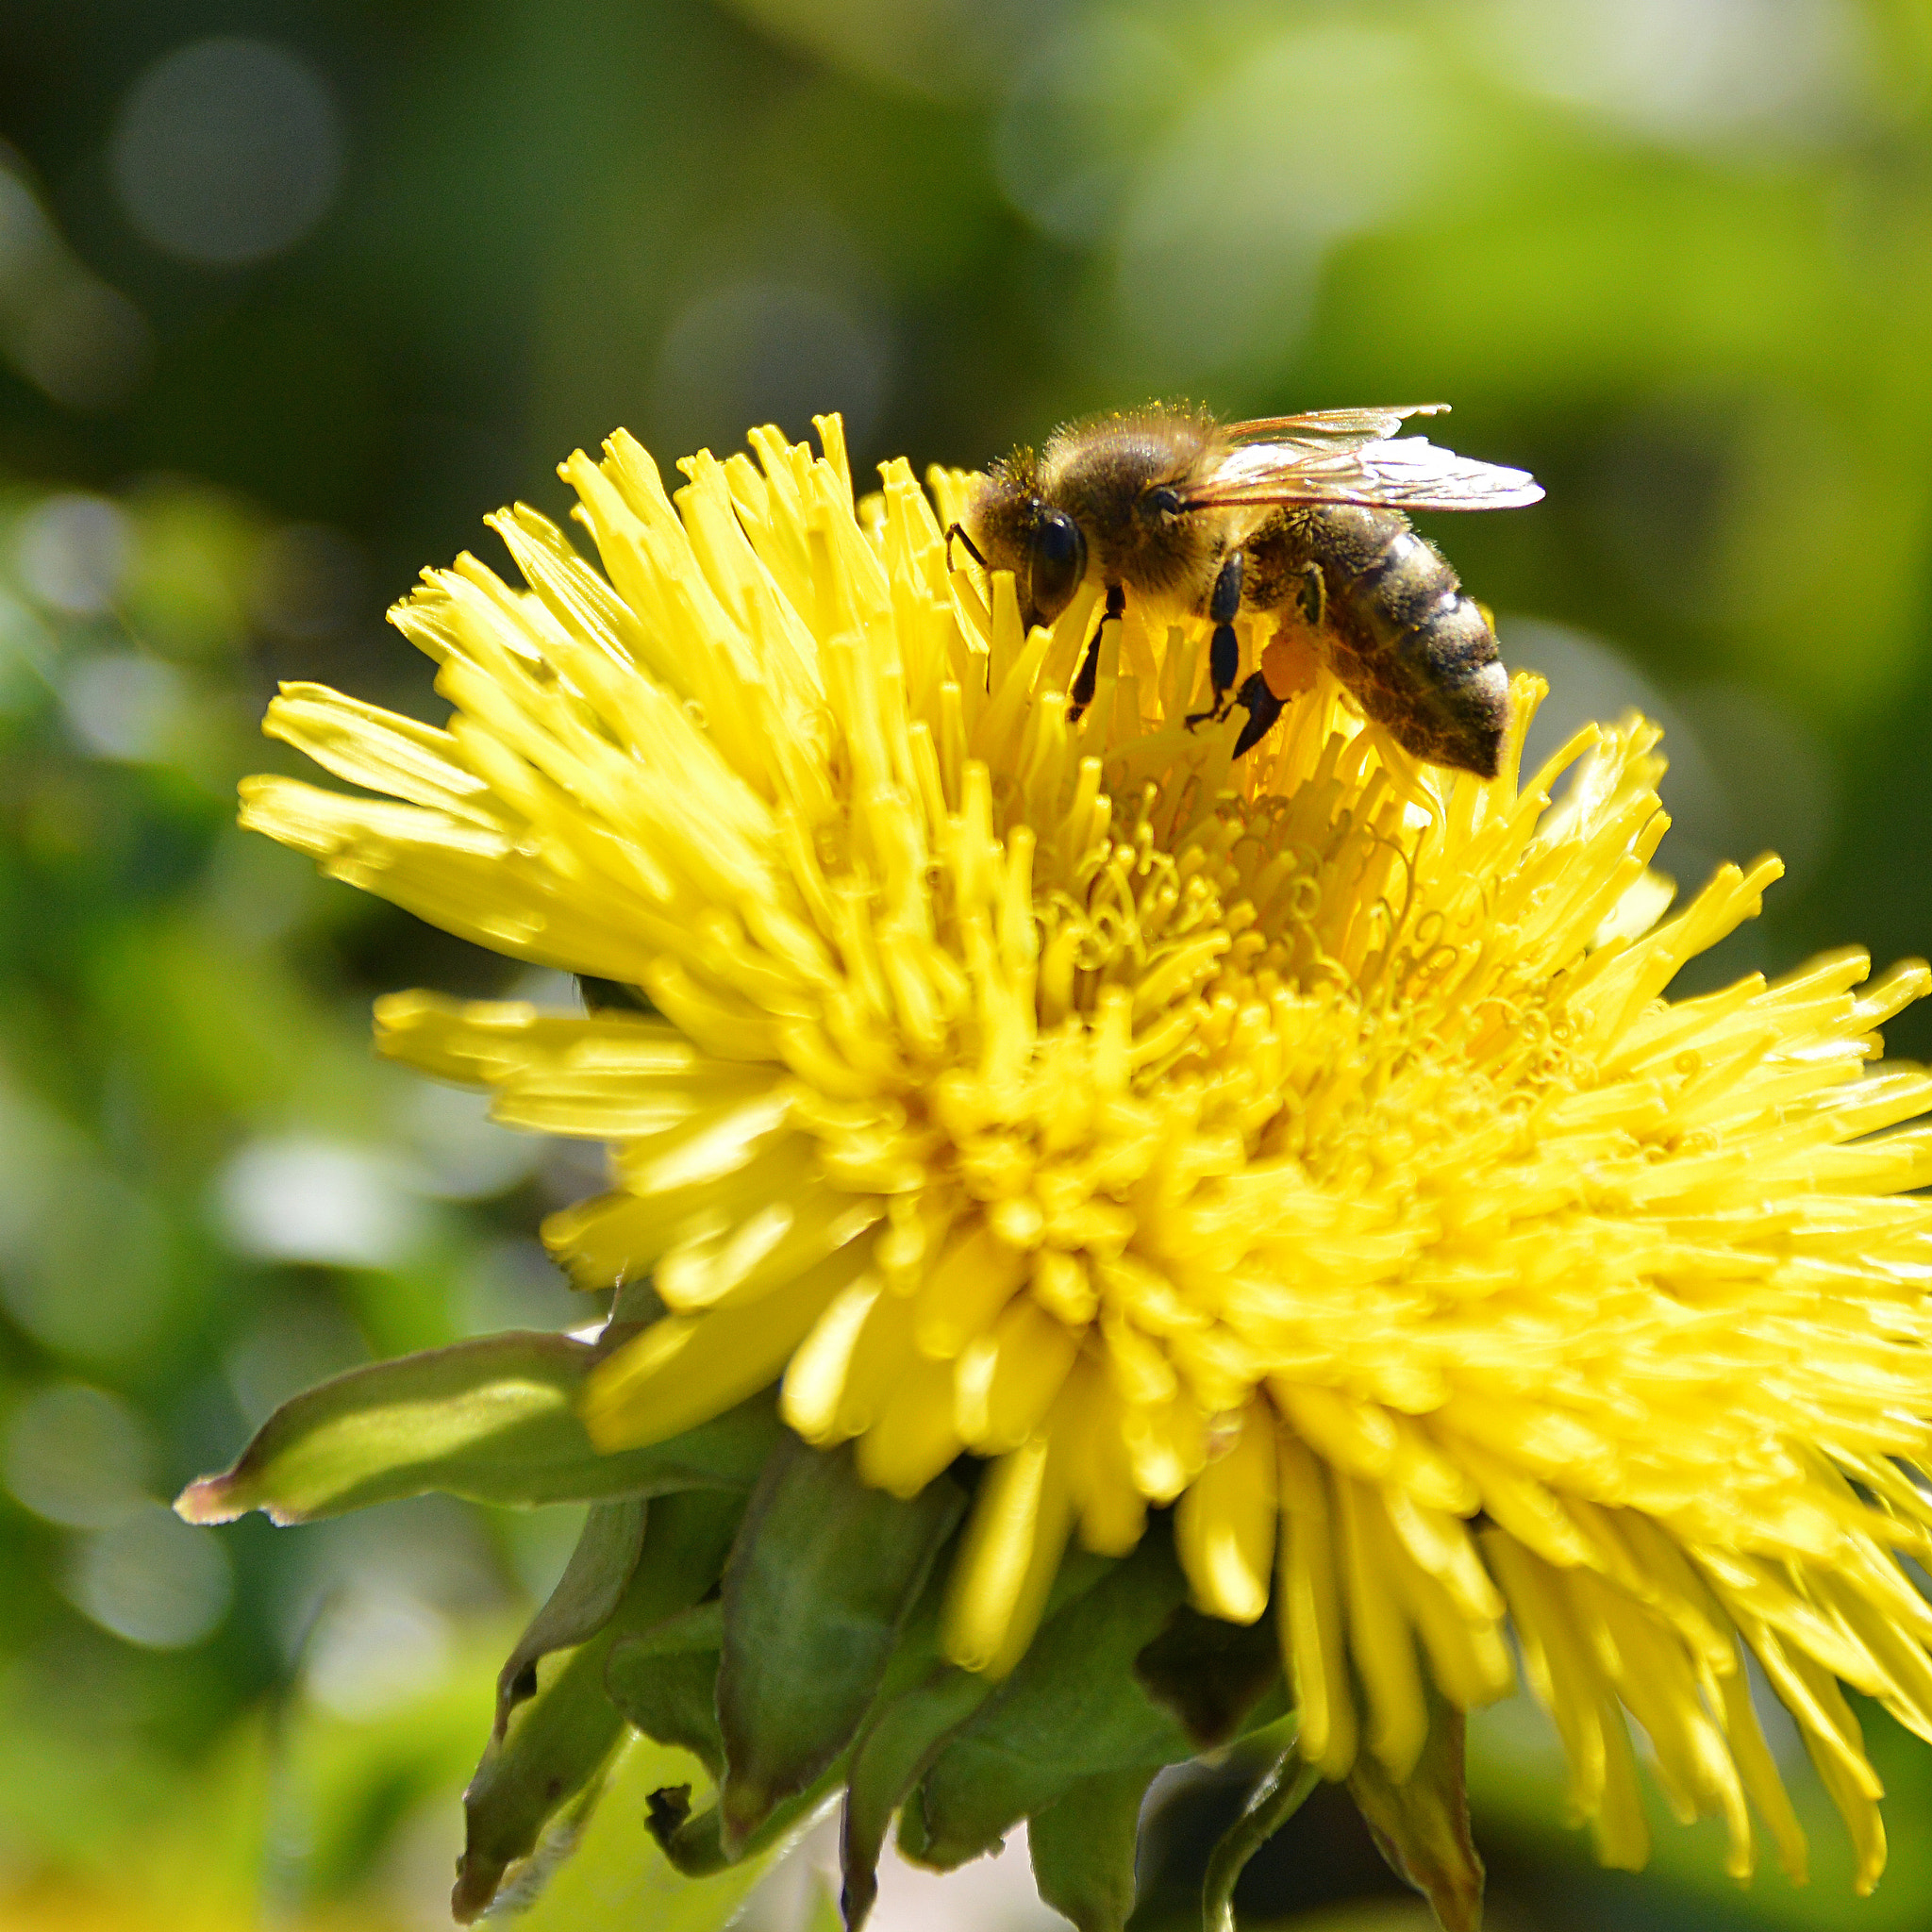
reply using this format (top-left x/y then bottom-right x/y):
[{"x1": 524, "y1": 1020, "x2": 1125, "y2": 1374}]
[{"x1": 1202, "y1": 1743, "x2": 1320, "y2": 1932}]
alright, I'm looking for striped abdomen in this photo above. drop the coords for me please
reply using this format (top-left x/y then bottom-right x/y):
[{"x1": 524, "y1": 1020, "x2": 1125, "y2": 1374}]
[{"x1": 1244, "y1": 506, "x2": 1508, "y2": 779}]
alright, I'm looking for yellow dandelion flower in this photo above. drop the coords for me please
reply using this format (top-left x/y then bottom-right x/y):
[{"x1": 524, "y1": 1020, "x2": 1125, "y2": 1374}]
[{"x1": 241, "y1": 413, "x2": 1932, "y2": 1898}]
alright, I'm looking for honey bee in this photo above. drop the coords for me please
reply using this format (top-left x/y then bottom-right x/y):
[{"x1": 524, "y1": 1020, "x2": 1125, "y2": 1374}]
[{"x1": 955, "y1": 402, "x2": 1542, "y2": 778}]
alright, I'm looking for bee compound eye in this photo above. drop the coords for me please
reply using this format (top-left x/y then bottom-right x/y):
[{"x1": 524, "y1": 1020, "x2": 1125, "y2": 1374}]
[
  {"x1": 1037, "y1": 511, "x2": 1081, "y2": 567},
  {"x1": 1025, "y1": 508, "x2": 1087, "y2": 625}
]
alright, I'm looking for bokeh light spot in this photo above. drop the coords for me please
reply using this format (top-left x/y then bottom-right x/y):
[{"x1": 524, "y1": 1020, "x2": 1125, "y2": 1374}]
[
  {"x1": 110, "y1": 37, "x2": 343, "y2": 267},
  {"x1": 3, "y1": 1382, "x2": 155, "y2": 1529},
  {"x1": 9, "y1": 277, "x2": 151, "y2": 412},
  {"x1": 0, "y1": 158, "x2": 153, "y2": 410},
  {"x1": 0, "y1": 163, "x2": 56, "y2": 284},
  {"x1": 405, "y1": 1080, "x2": 542, "y2": 1202},
  {"x1": 64, "y1": 1502, "x2": 233, "y2": 1649},
  {"x1": 1110, "y1": 24, "x2": 1451, "y2": 376},
  {"x1": 60, "y1": 653, "x2": 188, "y2": 763},
  {"x1": 12, "y1": 494, "x2": 129, "y2": 616},
  {"x1": 215, "y1": 1136, "x2": 431, "y2": 1269},
  {"x1": 993, "y1": 18, "x2": 1186, "y2": 243},
  {"x1": 0, "y1": 587, "x2": 55, "y2": 712},
  {"x1": 302, "y1": 1585, "x2": 453, "y2": 1721},
  {"x1": 1479, "y1": 0, "x2": 1868, "y2": 148}
]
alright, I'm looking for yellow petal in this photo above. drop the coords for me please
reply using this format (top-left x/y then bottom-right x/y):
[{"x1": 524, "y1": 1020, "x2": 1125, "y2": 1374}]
[
  {"x1": 582, "y1": 1247, "x2": 857, "y2": 1450},
  {"x1": 941, "y1": 1426, "x2": 1073, "y2": 1678},
  {"x1": 1174, "y1": 1400, "x2": 1277, "y2": 1624},
  {"x1": 855, "y1": 1352, "x2": 962, "y2": 1499},
  {"x1": 955, "y1": 1294, "x2": 1079, "y2": 1454},
  {"x1": 1276, "y1": 1433, "x2": 1357, "y2": 1779}
]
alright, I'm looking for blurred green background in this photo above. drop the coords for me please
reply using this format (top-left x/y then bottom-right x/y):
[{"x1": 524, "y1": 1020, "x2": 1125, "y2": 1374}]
[{"x1": 2, "y1": 1, "x2": 1931, "y2": 1926}]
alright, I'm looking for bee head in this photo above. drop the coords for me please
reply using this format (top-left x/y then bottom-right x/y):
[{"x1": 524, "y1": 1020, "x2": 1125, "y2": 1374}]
[
  {"x1": 965, "y1": 456, "x2": 1090, "y2": 631},
  {"x1": 1038, "y1": 406, "x2": 1222, "y2": 606}
]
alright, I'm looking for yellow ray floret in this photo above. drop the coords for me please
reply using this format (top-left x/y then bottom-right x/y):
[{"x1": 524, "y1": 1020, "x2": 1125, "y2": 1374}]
[{"x1": 247, "y1": 413, "x2": 1932, "y2": 1891}]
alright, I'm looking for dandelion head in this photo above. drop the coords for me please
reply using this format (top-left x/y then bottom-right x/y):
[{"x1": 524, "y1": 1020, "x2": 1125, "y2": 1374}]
[{"x1": 234, "y1": 413, "x2": 1932, "y2": 1907}]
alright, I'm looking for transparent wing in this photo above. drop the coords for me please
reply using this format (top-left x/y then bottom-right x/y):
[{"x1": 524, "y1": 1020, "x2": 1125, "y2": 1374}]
[
  {"x1": 1191, "y1": 435, "x2": 1543, "y2": 513},
  {"x1": 1220, "y1": 404, "x2": 1450, "y2": 449}
]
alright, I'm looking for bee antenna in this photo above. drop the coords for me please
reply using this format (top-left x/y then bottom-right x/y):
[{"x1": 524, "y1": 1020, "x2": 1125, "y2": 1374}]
[{"x1": 946, "y1": 523, "x2": 988, "y2": 573}]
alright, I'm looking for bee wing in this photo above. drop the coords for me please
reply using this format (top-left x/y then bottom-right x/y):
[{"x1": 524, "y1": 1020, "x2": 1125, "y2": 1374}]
[
  {"x1": 1191, "y1": 435, "x2": 1544, "y2": 513},
  {"x1": 1221, "y1": 403, "x2": 1450, "y2": 448}
]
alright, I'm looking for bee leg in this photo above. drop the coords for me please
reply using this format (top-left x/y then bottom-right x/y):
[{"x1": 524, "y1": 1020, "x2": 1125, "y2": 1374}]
[
  {"x1": 1297, "y1": 560, "x2": 1325, "y2": 628},
  {"x1": 1230, "y1": 670, "x2": 1286, "y2": 759},
  {"x1": 1069, "y1": 582, "x2": 1124, "y2": 724},
  {"x1": 1186, "y1": 551, "x2": 1244, "y2": 728}
]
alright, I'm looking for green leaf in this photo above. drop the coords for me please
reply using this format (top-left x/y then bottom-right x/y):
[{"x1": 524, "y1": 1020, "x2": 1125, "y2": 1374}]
[
  {"x1": 496, "y1": 1498, "x2": 648, "y2": 1735},
  {"x1": 907, "y1": 1530, "x2": 1193, "y2": 1870},
  {"x1": 1132, "y1": 1604, "x2": 1283, "y2": 1750},
  {"x1": 453, "y1": 1489, "x2": 745, "y2": 1923},
  {"x1": 1348, "y1": 1693, "x2": 1484, "y2": 1932},
  {"x1": 175, "y1": 1332, "x2": 782, "y2": 1524},
  {"x1": 1027, "y1": 1764, "x2": 1156, "y2": 1932},
  {"x1": 717, "y1": 1434, "x2": 964, "y2": 1852}
]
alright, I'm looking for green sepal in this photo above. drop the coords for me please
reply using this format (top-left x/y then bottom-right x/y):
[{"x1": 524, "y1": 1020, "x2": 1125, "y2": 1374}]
[
  {"x1": 614, "y1": 1597, "x2": 724, "y2": 1657},
  {"x1": 836, "y1": 1562, "x2": 1008, "y2": 1929},
  {"x1": 841, "y1": 1663, "x2": 991, "y2": 1929},
  {"x1": 605, "y1": 1607, "x2": 727, "y2": 1777},
  {"x1": 495, "y1": 1498, "x2": 648, "y2": 1735},
  {"x1": 175, "y1": 1332, "x2": 782, "y2": 1524},
  {"x1": 843, "y1": 1551, "x2": 1113, "y2": 1925},
  {"x1": 1347, "y1": 1693, "x2": 1484, "y2": 1932},
  {"x1": 457, "y1": 1632, "x2": 628, "y2": 1920},
  {"x1": 609, "y1": 1275, "x2": 666, "y2": 1324},
  {"x1": 1132, "y1": 1604, "x2": 1282, "y2": 1750},
  {"x1": 452, "y1": 1489, "x2": 744, "y2": 1923},
  {"x1": 905, "y1": 1530, "x2": 1193, "y2": 1871},
  {"x1": 1027, "y1": 1764, "x2": 1157, "y2": 1932},
  {"x1": 717, "y1": 1434, "x2": 964, "y2": 1853}
]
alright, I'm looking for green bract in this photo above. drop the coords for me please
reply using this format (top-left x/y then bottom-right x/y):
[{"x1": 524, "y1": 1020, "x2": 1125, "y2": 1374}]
[{"x1": 178, "y1": 1320, "x2": 1474, "y2": 1928}]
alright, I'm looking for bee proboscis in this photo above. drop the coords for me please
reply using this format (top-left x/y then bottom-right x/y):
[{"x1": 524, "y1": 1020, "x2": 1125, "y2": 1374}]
[{"x1": 957, "y1": 403, "x2": 1542, "y2": 778}]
